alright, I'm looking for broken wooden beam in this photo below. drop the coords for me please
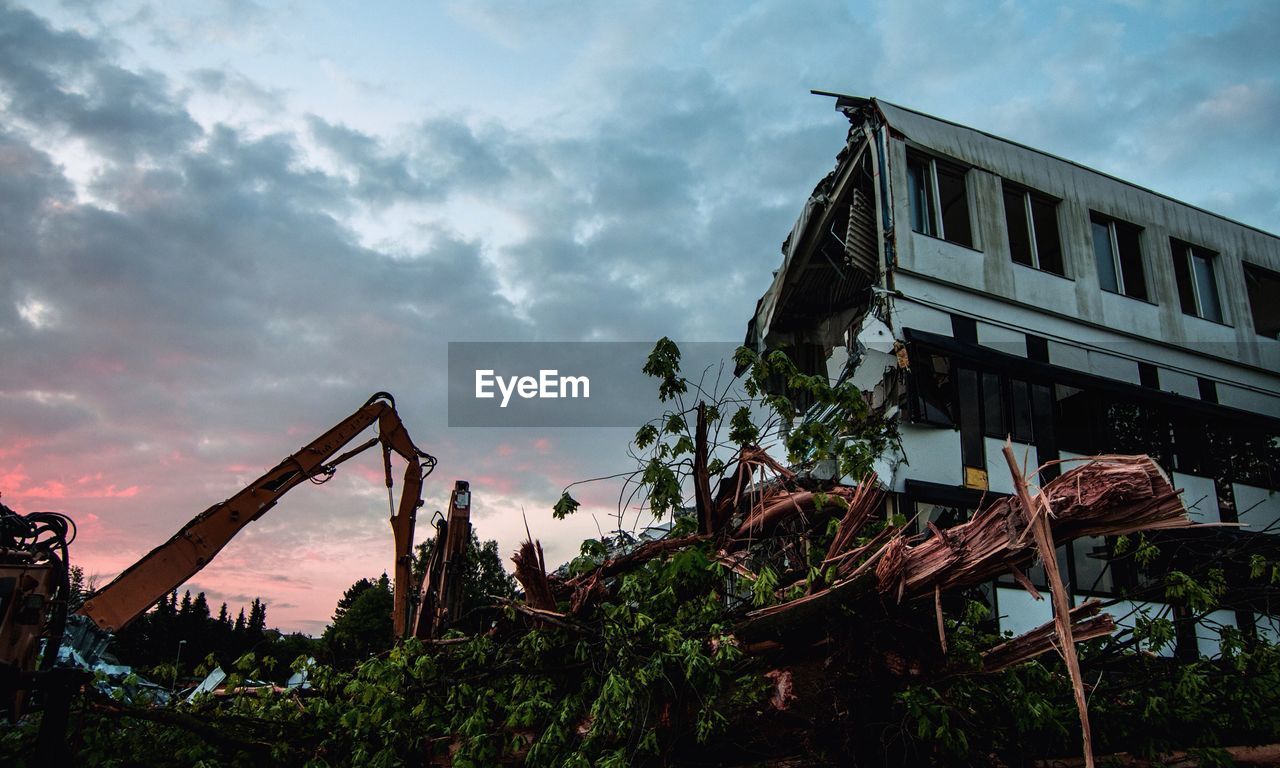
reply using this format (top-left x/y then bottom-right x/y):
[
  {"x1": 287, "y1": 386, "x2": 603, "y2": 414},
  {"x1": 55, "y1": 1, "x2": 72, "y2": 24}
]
[
  {"x1": 822, "y1": 475, "x2": 884, "y2": 564},
  {"x1": 874, "y1": 455, "x2": 1190, "y2": 602},
  {"x1": 562, "y1": 534, "x2": 710, "y2": 593},
  {"x1": 1003, "y1": 442, "x2": 1095, "y2": 768},
  {"x1": 981, "y1": 599, "x2": 1116, "y2": 673},
  {"x1": 732, "y1": 487, "x2": 856, "y2": 541}
]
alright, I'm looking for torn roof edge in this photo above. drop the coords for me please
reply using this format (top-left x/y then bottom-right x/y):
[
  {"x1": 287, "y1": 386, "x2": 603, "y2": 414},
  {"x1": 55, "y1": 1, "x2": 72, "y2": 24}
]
[{"x1": 807, "y1": 90, "x2": 1278, "y2": 241}]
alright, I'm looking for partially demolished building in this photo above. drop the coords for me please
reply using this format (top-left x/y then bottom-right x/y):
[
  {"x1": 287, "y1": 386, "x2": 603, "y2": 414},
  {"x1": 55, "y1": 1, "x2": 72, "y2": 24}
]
[{"x1": 744, "y1": 95, "x2": 1280, "y2": 654}]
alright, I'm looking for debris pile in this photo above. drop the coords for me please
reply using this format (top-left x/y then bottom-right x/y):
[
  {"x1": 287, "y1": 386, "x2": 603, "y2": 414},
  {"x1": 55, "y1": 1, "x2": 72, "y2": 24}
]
[{"x1": 507, "y1": 434, "x2": 1194, "y2": 767}]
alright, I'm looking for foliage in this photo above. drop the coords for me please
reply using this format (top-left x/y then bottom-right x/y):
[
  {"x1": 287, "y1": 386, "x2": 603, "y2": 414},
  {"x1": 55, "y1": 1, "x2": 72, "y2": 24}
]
[
  {"x1": 109, "y1": 589, "x2": 303, "y2": 683},
  {"x1": 601, "y1": 339, "x2": 895, "y2": 528},
  {"x1": 890, "y1": 599, "x2": 1280, "y2": 765},
  {"x1": 2, "y1": 538, "x2": 758, "y2": 767},
  {"x1": 323, "y1": 574, "x2": 396, "y2": 664},
  {"x1": 5, "y1": 339, "x2": 1279, "y2": 766}
]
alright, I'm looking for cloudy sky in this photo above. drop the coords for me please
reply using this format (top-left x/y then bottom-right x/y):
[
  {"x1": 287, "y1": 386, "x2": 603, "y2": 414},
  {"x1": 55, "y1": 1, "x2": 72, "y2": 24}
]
[{"x1": 2, "y1": 0, "x2": 1276, "y2": 633}]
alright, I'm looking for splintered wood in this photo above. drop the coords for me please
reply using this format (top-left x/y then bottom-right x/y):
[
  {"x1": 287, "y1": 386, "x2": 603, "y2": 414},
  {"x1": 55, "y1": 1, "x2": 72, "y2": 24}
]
[
  {"x1": 873, "y1": 455, "x2": 1190, "y2": 602},
  {"x1": 512, "y1": 539, "x2": 556, "y2": 612},
  {"x1": 1003, "y1": 443, "x2": 1094, "y2": 768},
  {"x1": 981, "y1": 599, "x2": 1115, "y2": 673},
  {"x1": 510, "y1": 439, "x2": 1194, "y2": 767},
  {"x1": 738, "y1": 454, "x2": 1190, "y2": 646}
]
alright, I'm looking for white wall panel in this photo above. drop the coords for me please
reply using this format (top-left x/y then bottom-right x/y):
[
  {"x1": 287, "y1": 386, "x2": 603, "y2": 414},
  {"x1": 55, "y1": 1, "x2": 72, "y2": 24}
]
[
  {"x1": 1195, "y1": 610, "x2": 1238, "y2": 658},
  {"x1": 892, "y1": 424, "x2": 964, "y2": 490},
  {"x1": 1218, "y1": 384, "x2": 1280, "y2": 418},
  {"x1": 1171, "y1": 472, "x2": 1220, "y2": 523},
  {"x1": 1234, "y1": 483, "x2": 1280, "y2": 535},
  {"x1": 1157, "y1": 368, "x2": 1201, "y2": 399},
  {"x1": 996, "y1": 587, "x2": 1051, "y2": 638},
  {"x1": 1047, "y1": 340, "x2": 1088, "y2": 372},
  {"x1": 976, "y1": 320, "x2": 1026, "y2": 357},
  {"x1": 892, "y1": 299, "x2": 954, "y2": 338},
  {"x1": 1087, "y1": 350, "x2": 1141, "y2": 385}
]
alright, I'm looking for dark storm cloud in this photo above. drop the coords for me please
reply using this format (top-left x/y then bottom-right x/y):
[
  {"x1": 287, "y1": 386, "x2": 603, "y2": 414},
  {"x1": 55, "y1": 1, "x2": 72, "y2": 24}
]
[{"x1": 0, "y1": 2, "x2": 199, "y2": 160}]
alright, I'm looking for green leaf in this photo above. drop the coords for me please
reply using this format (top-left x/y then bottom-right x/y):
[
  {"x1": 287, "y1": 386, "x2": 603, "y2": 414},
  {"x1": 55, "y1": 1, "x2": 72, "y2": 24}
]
[
  {"x1": 728, "y1": 407, "x2": 759, "y2": 446},
  {"x1": 643, "y1": 337, "x2": 687, "y2": 401},
  {"x1": 553, "y1": 491, "x2": 581, "y2": 519},
  {"x1": 634, "y1": 423, "x2": 660, "y2": 449}
]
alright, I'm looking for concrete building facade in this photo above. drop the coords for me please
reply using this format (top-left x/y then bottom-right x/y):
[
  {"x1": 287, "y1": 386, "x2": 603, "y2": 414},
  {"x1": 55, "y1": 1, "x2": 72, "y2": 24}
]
[{"x1": 744, "y1": 96, "x2": 1280, "y2": 654}]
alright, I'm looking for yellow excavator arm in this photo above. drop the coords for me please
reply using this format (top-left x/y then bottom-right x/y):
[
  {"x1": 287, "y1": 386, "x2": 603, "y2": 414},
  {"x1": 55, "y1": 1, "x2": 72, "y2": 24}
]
[{"x1": 77, "y1": 392, "x2": 435, "y2": 637}]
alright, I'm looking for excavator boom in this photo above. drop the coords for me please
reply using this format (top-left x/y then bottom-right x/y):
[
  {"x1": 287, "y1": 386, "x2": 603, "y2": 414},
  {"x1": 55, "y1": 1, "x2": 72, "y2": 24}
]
[{"x1": 77, "y1": 392, "x2": 435, "y2": 637}]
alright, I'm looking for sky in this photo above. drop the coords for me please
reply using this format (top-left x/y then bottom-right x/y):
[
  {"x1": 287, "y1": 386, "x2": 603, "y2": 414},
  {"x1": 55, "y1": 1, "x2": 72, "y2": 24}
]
[{"x1": 1, "y1": 0, "x2": 1277, "y2": 634}]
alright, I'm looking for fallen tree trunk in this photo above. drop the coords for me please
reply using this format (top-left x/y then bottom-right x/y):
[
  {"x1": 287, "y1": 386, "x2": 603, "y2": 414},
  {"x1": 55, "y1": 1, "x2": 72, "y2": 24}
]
[
  {"x1": 737, "y1": 455, "x2": 1189, "y2": 644},
  {"x1": 875, "y1": 455, "x2": 1189, "y2": 602}
]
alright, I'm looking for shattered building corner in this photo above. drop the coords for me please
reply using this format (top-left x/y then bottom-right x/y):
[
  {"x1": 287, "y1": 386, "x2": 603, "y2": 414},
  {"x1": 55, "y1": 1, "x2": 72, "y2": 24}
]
[{"x1": 743, "y1": 95, "x2": 1280, "y2": 650}]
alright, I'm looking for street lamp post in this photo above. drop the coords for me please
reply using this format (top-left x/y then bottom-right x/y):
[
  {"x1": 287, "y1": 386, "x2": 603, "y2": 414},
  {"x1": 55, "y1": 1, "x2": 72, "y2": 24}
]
[{"x1": 172, "y1": 639, "x2": 187, "y2": 696}]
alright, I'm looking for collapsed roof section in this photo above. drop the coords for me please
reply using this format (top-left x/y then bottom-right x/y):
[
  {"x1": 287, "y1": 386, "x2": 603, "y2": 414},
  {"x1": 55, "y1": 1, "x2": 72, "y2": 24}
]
[
  {"x1": 743, "y1": 97, "x2": 904, "y2": 362},
  {"x1": 741, "y1": 101, "x2": 883, "y2": 368}
]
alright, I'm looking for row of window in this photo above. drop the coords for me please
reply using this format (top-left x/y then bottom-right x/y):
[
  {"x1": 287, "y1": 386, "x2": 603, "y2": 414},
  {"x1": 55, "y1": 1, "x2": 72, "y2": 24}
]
[
  {"x1": 904, "y1": 151, "x2": 1280, "y2": 338},
  {"x1": 908, "y1": 345, "x2": 1280, "y2": 492}
]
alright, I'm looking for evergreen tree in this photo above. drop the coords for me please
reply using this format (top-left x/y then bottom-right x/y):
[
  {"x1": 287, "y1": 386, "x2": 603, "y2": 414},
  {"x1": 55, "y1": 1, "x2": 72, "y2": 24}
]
[
  {"x1": 331, "y1": 578, "x2": 377, "y2": 625},
  {"x1": 217, "y1": 603, "x2": 230, "y2": 626},
  {"x1": 156, "y1": 590, "x2": 176, "y2": 620},
  {"x1": 234, "y1": 607, "x2": 246, "y2": 633},
  {"x1": 191, "y1": 592, "x2": 211, "y2": 621},
  {"x1": 247, "y1": 598, "x2": 266, "y2": 638},
  {"x1": 67, "y1": 565, "x2": 87, "y2": 610},
  {"x1": 322, "y1": 573, "x2": 394, "y2": 664}
]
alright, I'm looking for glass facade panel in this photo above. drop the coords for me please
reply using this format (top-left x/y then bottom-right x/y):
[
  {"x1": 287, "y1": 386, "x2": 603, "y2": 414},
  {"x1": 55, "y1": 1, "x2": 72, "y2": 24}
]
[
  {"x1": 1172, "y1": 244, "x2": 1197, "y2": 314},
  {"x1": 1030, "y1": 195, "x2": 1063, "y2": 275},
  {"x1": 936, "y1": 164, "x2": 972, "y2": 247},
  {"x1": 1004, "y1": 187, "x2": 1033, "y2": 266},
  {"x1": 1192, "y1": 251, "x2": 1223, "y2": 322},
  {"x1": 1092, "y1": 220, "x2": 1119, "y2": 293},
  {"x1": 1115, "y1": 222, "x2": 1147, "y2": 300},
  {"x1": 907, "y1": 156, "x2": 934, "y2": 236}
]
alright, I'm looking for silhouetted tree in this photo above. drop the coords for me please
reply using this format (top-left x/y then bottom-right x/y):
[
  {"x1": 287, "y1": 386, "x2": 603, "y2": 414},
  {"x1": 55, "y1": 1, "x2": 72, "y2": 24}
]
[{"x1": 322, "y1": 573, "x2": 394, "y2": 664}]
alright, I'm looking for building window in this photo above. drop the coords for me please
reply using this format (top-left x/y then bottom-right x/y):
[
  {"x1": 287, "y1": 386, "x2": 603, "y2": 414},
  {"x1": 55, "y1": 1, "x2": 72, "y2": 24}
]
[
  {"x1": 909, "y1": 351, "x2": 955, "y2": 427},
  {"x1": 1171, "y1": 239, "x2": 1224, "y2": 323},
  {"x1": 955, "y1": 366, "x2": 985, "y2": 470},
  {"x1": 1002, "y1": 182, "x2": 1064, "y2": 275},
  {"x1": 1090, "y1": 212, "x2": 1147, "y2": 300},
  {"x1": 914, "y1": 501, "x2": 971, "y2": 536},
  {"x1": 1243, "y1": 262, "x2": 1280, "y2": 338},
  {"x1": 906, "y1": 152, "x2": 973, "y2": 248}
]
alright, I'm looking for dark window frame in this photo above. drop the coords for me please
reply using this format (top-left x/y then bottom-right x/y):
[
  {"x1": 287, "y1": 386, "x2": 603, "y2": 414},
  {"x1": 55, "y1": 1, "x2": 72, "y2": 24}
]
[
  {"x1": 1090, "y1": 211, "x2": 1149, "y2": 301},
  {"x1": 1002, "y1": 180, "x2": 1066, "y2": 276},
  {"x1": 906, "y1": 150, "x2": 975, "y2": 249},
  {"x1": 1243, "y1": 261, "x2": 1280, "y2": 339},
  {"x1": 1171, "y1": 237, "x2": 1226, "y2": 324}
]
